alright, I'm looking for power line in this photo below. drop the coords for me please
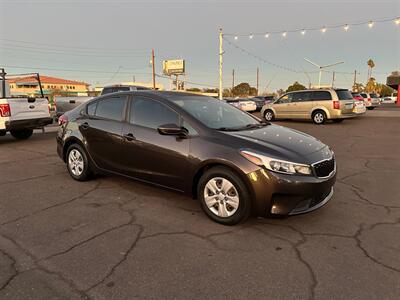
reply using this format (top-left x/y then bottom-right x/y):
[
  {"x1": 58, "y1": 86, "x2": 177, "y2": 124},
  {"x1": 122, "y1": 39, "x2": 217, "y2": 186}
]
[
  {"x1": 0, "y1": 39, "x2": 149, "y2": 53},
  {"x1": 0, "y1": 45, "x2": 149, "y2": 58},
  {"x1": 0, "y1": 65, "x2": 152, "y2": 75}
]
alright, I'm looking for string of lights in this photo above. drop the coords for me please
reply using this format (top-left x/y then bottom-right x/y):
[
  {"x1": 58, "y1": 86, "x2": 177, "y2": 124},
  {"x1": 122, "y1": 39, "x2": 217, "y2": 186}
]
[
  {"x1": 223, "y1": 36, "x2": 310, "y2": 74},
  {"x1": 223, "y1": 37, "x2": 392, "y2": 76},
  {"x1": 224, "y1": 16, "x2": 400, "y2": 39}
]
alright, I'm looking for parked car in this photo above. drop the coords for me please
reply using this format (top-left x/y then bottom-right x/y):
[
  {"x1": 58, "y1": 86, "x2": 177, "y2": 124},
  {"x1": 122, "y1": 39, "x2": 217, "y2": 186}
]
[
  {"x1": 55, "y1": 96, "x2": 94, "y2": 118},
  {"x1": 1, "y1": 77, "x2": 52, "y2": 139},
  {"x1": 225, "y1": 98, "x2": 257, "y2": 112},
  {"x1": 359, "y1": 92, "x2": 380, "y2": 110},
  {"x1": 351, "y1": 92, "x2": 364, "y2": 101},
  {"x1": 101, "y1": 84, "x2": 150, "y2": 95},
  {"x1": 250, "y1": 96, "x2": 275, "y2": 111},
  {"x1": 261, "y1": 89, "x2": 359, "y2": 124},
  {"x1": 382, "y1": 97, "x2": 396, "y2": 104},
  {"x1": 57, "y1": 91, "x2": 336, "y2": 225},
  {"x1": 236, "y1": 98, "x2": 257, "y2": 112}
]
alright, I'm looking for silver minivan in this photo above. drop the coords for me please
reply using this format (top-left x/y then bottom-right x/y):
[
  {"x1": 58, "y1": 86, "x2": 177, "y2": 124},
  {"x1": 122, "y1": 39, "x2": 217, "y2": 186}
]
[{"x1": 261, "y1": 89, "x2": 360, "y2": 124}]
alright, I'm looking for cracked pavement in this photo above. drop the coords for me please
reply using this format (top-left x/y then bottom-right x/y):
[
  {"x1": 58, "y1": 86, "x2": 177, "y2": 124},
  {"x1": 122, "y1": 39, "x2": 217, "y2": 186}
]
[{"x1": 0, "y1": 115, "x2": 399, "y2": 299}]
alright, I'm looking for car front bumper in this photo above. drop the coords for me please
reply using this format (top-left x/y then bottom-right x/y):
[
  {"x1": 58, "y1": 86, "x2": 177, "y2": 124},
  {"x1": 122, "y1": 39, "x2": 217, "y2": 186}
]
[{"x1": 246, "y1": 168, "x2": 336, "y2": 216}]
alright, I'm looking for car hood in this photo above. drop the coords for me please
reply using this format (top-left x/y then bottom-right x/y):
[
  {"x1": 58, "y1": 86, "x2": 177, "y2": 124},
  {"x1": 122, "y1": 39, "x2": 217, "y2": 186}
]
[{"x1": 225, "y1": 124, "x2": 332, "y2": 164}]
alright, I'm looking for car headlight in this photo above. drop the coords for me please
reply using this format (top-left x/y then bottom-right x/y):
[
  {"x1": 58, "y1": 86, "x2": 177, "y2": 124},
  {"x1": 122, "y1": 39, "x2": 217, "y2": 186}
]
[{"x1": 240, "y1": 150, "x2": 312, "y2": 175}]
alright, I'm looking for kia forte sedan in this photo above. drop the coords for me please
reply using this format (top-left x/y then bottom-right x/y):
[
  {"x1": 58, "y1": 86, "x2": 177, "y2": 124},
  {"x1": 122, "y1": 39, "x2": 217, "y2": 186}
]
[{"x1": 57, "y1": 91, "x2": 336, "y2": 225}]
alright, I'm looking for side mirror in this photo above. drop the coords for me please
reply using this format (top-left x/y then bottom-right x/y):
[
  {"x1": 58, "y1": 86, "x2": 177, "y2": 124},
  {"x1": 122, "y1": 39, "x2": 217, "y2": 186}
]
[{"x1": 157, "y1": 123, "x2": 187, "y2": 137}]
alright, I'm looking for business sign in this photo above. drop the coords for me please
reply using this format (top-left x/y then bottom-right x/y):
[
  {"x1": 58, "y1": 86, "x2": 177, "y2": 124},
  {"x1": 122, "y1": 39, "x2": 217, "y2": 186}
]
[{"x1": 163, "y1": 59, "x2": 185, "y2": 76}]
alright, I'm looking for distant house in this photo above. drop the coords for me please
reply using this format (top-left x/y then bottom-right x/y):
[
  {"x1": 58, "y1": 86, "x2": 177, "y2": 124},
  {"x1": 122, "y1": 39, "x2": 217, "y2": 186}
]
[{"x1": 8, "y1": 76, "x2": 90, "y2": 99}]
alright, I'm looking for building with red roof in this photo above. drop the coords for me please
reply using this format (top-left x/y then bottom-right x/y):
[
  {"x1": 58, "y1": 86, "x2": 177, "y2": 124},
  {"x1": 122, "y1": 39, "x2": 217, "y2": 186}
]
[{"x1": 8, "y1": 75, "x2": 90, "y2": 97}]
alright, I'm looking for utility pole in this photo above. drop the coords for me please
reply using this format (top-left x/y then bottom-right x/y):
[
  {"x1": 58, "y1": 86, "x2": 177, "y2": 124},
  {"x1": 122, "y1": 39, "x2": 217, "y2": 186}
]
[
  {"x1": 0, "y1": 68, "x2": 6, "y2": 98},
  {"x1": 232, "y1": 69, "x2": 235, "y2": 89},
  {"x1": 256, "y1": 67, "x2": 259, "y2": 96},
  {"x1": 219, "y1": 28, "x2": 223, "y2": 100},
  {"x1": 151, "y1": 49, "x2": 156, "y2": 89},
  {"x1": 353, "y1": 70, "x2": 357, "y2": 90},
  {"x1": 133, "y1": 75, "x2": 136, "y2": 83},
  {"x1": 331, "y1": 71, "x2": 335, "y2": 88}
]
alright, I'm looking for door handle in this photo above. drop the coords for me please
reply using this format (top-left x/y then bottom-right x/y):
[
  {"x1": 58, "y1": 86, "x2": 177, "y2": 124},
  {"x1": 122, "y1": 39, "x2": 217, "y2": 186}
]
[
  {"x1": 81, "y1": 122, "x2": 90, "y2": 129},
  {"x1": 123, "y1": 133, "x2": 135, "y2": 141}
]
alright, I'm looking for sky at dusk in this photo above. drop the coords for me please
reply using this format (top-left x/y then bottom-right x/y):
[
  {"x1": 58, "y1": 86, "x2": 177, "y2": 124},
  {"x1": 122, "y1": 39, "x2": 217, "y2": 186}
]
[{"x1": 1, "y1": 0, "x2": 399, "y2": 92}]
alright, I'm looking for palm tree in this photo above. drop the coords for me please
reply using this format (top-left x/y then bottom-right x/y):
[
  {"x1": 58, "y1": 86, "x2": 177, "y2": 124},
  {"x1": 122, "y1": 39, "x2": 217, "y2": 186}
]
[{"x1": 367, "y1": 59, "x2": 375, "y2": 81}]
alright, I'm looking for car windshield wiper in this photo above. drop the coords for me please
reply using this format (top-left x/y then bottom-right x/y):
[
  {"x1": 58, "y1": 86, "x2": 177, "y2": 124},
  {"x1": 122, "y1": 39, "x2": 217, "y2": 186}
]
[{"x1": 237, "y1": 122, "x2": 270, "y2": 130}]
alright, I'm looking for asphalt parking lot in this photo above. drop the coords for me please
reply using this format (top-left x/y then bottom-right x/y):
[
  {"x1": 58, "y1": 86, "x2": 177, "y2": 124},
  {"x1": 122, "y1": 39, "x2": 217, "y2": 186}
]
[{"x1": 1, "y1": 106, "x2": 400, "y2": 299}]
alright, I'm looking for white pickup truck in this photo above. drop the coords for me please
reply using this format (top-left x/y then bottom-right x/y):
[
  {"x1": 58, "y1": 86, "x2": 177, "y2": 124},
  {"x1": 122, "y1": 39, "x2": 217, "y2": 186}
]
[{"x1": 0, "y1": 80, "x2": 52, "y2": 139}]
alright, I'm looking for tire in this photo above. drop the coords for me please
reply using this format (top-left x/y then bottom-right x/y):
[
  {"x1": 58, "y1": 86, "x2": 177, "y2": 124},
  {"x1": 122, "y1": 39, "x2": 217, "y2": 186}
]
[
  {"x1": 10, "y1": 129, "x2": 33, "y2": 140},
  {"x1": 312, "y1": 110, "x2": 326, "y2": 125},
  {"x1": 264, "y1": 109, "x2": 275, "y2": 121},
  {"x1": 197, "y1": 166, "x2": 252, "y2": 225},
  {"x1": 333, "y1": 119, "x2": 344, "y2": 123},
  {"x1": 367, "y1": 107, "x2": 374, "y2": 110},
  {"x1": 66, "y1": 143, "x2": 92, "y2": 181}
]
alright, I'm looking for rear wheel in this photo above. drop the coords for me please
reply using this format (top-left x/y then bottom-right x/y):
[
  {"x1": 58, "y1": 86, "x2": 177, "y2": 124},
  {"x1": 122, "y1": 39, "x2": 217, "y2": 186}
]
[
  {"x1": 312, "y1": 110, "x2": 326, "y2": 125},
  {"x1": 10, "y1": 129, "x2": 33, "y2": 140},
  {"x1": 198, "y1": 167, "x2": 251, "y2": 225},
  {"x1": 264, "y1": 110, "x2": 275, "y2": 121},
  {"x1": 367, "y1": 107, "x2": 375, "y2": 110},
  {"x1": 66, "y1": 144, "x2": 92, "y2": 181}
]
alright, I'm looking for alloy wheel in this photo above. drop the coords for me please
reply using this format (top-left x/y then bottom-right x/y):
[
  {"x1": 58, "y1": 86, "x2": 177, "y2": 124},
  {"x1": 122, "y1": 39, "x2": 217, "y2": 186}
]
[
  {"x1": 314, "y1": 112, "x2": 324, "y2": 124},
  {"x1": 203, "y1": 177, "x2": 240, "y2": 218},
  {"x1": 68, "y1": 149, "x2": 84, "y2": 176},
  {"x1": 265, "y1": 111, "x2": 274, "y2": 121}
]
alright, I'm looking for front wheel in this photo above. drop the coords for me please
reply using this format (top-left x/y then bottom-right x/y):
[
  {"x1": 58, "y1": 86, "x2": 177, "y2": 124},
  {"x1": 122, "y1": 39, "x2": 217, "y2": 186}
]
[
  {"x1": 312, "y1": 110, "x2": 326, "y2": 125},
  {"x1": 264, "y1": 110, "x2": 275, "y2": 121},
  {"x1": 66, "y1": 144, "x2": 92, "y2": 181},
  {"x1": 10, "y1": 129, "x2": 33, "y2": 139},
  {"x1": 367, "y1": 107, "x2": 375, "y2": 110},
  {"x1": 198, "y1": 167, "x2": 251, "y2": 225}
]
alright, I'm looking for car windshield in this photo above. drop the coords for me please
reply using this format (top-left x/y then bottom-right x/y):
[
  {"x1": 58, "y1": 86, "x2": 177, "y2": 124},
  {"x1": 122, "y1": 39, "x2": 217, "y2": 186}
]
[
  {"x1": 370, "y1": 93, "x2": 378, "y2": 98},
  {"x1": 172, "y1": 96, "x2": 263, "y2": 131}
]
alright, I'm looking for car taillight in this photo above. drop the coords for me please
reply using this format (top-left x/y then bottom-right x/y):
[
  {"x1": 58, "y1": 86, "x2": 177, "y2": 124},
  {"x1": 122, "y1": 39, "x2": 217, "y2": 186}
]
[
  {"x1": 367, "y1": 98, "x2": 371, "y2": 102},
  {"x1": 58, "y1": 114, "x2": 68, "y2": 126},
  {"x1": 0, "y1": 104, "x2": 11, "y2": 117},
  {"x1": 333, "y1": 100, "x2": 340, "y2": 109}
]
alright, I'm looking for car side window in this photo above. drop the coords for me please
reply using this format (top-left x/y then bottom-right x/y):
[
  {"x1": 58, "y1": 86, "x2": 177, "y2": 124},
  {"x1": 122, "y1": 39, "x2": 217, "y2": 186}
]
[
  {"x1": 292, "y1": 92, "x2": 312, "y2": 102},
  {"x1": 130, "y1": 97, "x2": 179, "y2": 129},
  {"x1": 87, "y1": 101, "x2": 97, "y2": 116},
  {"x1": 277, "y1": 94, "x2": 292, "y2": 104},
  {"x1": 311, "y1": 91, "x2": 332, "y2": 101},
  {"x1": 95, "y1": 96, "x2": 127, "y2": 121}
]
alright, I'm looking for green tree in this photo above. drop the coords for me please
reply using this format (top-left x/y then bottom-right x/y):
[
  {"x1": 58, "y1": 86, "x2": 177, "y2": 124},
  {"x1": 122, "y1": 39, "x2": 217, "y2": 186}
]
[
  {"x1": 376, "y1": 84, "x2": 394, "y2": 97},
  {"x1": 352, "y1": 82, "x2": 364, "y2": 93},
  {"x1": 222, "y1": 88, "x2": 232, "y2": 97},
  {"x1": 232, "y1": 82, "x2": 252, "y2": 97},
  {"x1": 365, "y1": 77, "x2": 377, "y2": 93},
  {"x1": 286, "y1": 81, "x2": 306, "y2": 93}
]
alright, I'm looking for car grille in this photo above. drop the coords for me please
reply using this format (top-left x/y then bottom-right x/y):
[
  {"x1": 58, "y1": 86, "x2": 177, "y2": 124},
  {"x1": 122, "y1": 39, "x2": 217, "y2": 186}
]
[{"x1": 313, "y1": 157, "x2": 335, "y2": 178}]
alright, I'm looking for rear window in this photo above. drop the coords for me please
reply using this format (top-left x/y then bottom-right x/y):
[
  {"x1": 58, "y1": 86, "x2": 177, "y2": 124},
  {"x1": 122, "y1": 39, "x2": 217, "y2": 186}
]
[
  {"x1": 311, "y1": 91, "x2": 332, "y2": 101},
  {"x1": 360, "y1": 93, "x2": 367, "y2": 98},
  {"x1": 336, "y1": 90, "x2": 353, "y2": 100},
  {"x1": 369, "y1": 93, "x2": 378, "y2": 98}
]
